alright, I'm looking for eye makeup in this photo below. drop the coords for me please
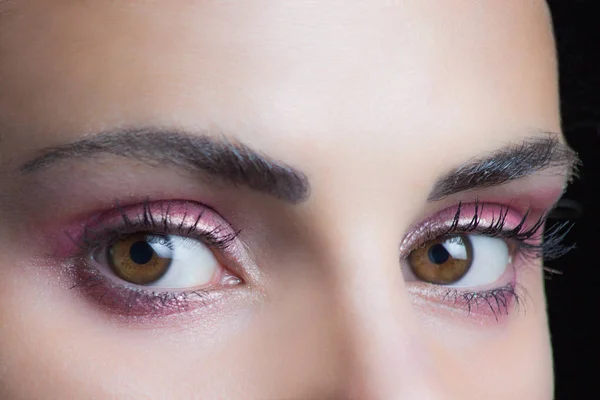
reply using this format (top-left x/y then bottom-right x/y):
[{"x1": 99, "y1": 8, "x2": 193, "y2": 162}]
[
  {"x1": 408, "y1": 283, "x2": 525, "y2": 323},
  {"x1": 52, "y1": 200, "x2": 256, "y2": 319},
  {"x1": 400, "y1": 201, "x2": 573, "y2": 321},
  {"x1": 40, "y1": 196, "x2": 572, "y2": 325},
  {"x1": 401, "y1": 201, "x2": 572, "y2": 262}
]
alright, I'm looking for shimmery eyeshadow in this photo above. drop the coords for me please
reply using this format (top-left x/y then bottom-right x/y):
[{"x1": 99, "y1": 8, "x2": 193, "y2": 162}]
[{"x1": 44, "y1": 199, "x2": 260, "y2": 320}]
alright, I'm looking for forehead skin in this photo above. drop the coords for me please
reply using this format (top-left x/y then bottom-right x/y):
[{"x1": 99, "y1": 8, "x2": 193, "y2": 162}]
[
  {"x1": 0, "y1": 0, "x2": 558, "y2": 399},
  {"x1": 0, "y1": 0, "x2": 558, "y2": 166}
]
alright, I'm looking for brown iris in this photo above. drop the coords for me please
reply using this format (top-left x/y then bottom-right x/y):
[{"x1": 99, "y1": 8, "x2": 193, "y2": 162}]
[
  {"x1": 407, "y1": 235, "x2": 473, "y2": 284},
  {"x1": 108, "y1": 234, "x2": 172, "y2": 285}
]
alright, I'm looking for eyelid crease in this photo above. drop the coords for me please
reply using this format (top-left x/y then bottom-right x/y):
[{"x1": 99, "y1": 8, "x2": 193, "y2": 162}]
[
  {"x1": 411, "y1": 282, "x2": 525, "y2": 322},
  {"x1": 59, "y1": 199, "x2": 254, "y2": 319},
  {"x1": 64, "y1": 199, "x2": 240, "y2": 258},
  {"x1": 400, "y1": 201, "x2": 573, "y2": 264}
]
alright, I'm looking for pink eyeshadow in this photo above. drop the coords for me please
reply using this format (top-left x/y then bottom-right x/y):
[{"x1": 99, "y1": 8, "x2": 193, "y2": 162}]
[{"x1": 45, "y1": 200, "x2": 231, "y2": 258}]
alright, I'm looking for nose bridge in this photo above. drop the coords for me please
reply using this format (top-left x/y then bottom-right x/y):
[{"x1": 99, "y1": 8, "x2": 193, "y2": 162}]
[{"x1": 319, "y1": 213, "x2": 448, "y2": 399}]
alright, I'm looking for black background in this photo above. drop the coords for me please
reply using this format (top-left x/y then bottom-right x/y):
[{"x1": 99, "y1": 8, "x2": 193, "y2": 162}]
[{"x1": 546, "y1": 2, "x2": 598, "y2": 398}]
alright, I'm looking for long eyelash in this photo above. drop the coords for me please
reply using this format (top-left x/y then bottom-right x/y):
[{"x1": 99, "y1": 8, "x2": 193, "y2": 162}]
[
  {"x1": 446, "y1": 284, "x2": 524, "y2": 322},
  {"x1": 64, "y1": 199, "x2": 241, "y2": 317},
  {"x1": 417, "y1": 282, "x2": 526, "y2": 321},
  {"x1": 74, "y1": 198, "x2": 240, "y2": 252},
  {"x1": 434, "y1": 200, "x2": 575, "y2": 264}
]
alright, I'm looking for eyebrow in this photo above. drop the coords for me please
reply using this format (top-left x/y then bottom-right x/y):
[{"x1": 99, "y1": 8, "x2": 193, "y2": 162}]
[
  {"x1": 427, "y1": 135, "x2": 580, "y2": 201},
  {"x1": 20, "y1": 128, "x2": 311, "y2": 204}
]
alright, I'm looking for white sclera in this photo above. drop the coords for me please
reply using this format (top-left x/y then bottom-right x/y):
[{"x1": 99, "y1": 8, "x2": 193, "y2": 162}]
[
  {"x1": 448, "y1": 235, "x2": 510, "y2": 288},
  {"x1": 442, "y1": 236, "x2": 469, "y2": 261},
  {"x1": 144, "y1": 235, "x2": 219, "y2": 288}
]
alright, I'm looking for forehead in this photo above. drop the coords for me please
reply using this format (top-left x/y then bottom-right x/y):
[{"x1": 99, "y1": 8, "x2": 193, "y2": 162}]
[{"x1": 0, "y1": 0, "x2": 558, "y2": 176}]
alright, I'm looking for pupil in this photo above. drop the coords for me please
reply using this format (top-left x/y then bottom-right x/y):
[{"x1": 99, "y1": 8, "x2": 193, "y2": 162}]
[
  {"x1": 428, "y1": 244, "x2": 450, "y2": 265},
  {"x1": 129, "y1": 241, "x2": 155, "y2": 265}
]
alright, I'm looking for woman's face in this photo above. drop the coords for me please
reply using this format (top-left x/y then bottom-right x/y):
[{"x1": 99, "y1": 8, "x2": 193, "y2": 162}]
[{"x1": 0, "y1": 1, "x2": 576, "y2": 398}]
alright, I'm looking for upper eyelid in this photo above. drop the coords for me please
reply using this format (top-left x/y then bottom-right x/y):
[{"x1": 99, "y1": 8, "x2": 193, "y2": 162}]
[
  {"x1": 399, "y1": 202, "x2": 545, "y2": 256},
  {"x1": 70, "y1": 203, "x2": 253, "y2": 287},
  {"x1": 77, "y1": 217, "x2": 239, "y2": 251},
  {"x1": 66, "y1": 200, "x2": 239, "y2": 252}
]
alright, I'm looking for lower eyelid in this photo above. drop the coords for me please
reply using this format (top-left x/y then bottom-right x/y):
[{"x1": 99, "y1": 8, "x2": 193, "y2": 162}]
[
  {"x1": 41, "y1": 200, "x2": 259, "y2": 318},
  {"x1": 48, "y1": 199, "x2": 546, "y2": 322},
  {"x1": 407, "y1": 282, "x2": 524, "y2": 323},
  {"x1": 66, "y1": 260, "x2": 239, "y2": 318},
  {"x1": 399, "y1": 202, "x2": 542, "y2": 320}
]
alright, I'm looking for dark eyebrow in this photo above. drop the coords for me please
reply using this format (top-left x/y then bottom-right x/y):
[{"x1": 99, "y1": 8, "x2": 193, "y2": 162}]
[
  {"x1": 20, "y1": 128, "x2": 310, "y2": 204},
  {"x1": 427, "y1": 135, "x2": 580, "y2": 202}
]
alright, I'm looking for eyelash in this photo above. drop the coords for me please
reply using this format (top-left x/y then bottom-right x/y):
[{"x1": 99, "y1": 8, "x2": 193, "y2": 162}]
[
  {"x1": 75, "y1": 201, "x2": 240, "y2": 251},
  {"x1": 402, "y1": 201, "x2": 574, "y2": 320},
  {"x1": 411, "y1": 201, "x2": 574, "y2": 262},
  {"x1": 421, "y1": 284, "x2": 524, "y2": 322},
  {"x1": 66, "y1": 200, "x2": 243, "y2": 318},
  {"x1": 64, "y1": 199, "x2": 574, "y2": 321}
]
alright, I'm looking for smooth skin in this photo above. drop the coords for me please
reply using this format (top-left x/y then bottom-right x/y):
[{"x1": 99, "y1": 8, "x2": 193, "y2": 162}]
[{"x1": 0, "y1": 1, "x2": 563, "y2": 398}]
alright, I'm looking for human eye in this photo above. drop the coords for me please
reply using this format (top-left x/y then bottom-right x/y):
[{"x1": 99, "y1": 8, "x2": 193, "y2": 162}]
[
  {"x1": 92, "y1": 233, "x2": 239, "y2": 288},
  {"x1": 56, "y1": 199, "x2": 252, "y2": 319},
  {"x1": 407, "y1": 234, "x2": 509, "y2": 287},
  {"x1": 400, "y1": 201, "x2": 573, "y2": 320}
]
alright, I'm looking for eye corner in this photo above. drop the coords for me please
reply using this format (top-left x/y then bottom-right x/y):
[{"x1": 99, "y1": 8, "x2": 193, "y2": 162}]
[{"x1": 54, "y1": 199, "x2": 254, "y2": 319}]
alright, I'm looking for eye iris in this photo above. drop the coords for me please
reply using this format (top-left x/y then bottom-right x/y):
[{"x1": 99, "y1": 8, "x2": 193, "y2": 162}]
[
  {"x1": 408, "y1": 235, "x2": 473, "y2": 284},
  {"x1": 108, "y1": 234, "x2": 172, "y2": 285}
]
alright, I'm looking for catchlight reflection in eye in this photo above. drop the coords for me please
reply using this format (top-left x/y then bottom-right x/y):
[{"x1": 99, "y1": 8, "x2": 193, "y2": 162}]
[
  {"x1": 407, "y1": 234, "x2": 510, "y2": 288},
  {"x1": 101, "y1": 233, "x2": 221, "y2": 288}
]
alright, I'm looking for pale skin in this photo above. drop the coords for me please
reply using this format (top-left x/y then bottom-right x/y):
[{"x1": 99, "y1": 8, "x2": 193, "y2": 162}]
[{"x1": 0, "y1": 1, "x2": 574, "y2": 399}]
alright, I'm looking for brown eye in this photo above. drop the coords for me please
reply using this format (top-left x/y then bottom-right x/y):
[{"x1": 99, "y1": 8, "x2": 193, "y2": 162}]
[
  {"x1": 407, "y1": 235, "x2": 473, "y2": 284},
  {"x1": 100, "y1": 233, "x2": 222, "y2": 288},
  {"x1": 108, "y1": 234, "x2": 172, "y2": 285}
]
